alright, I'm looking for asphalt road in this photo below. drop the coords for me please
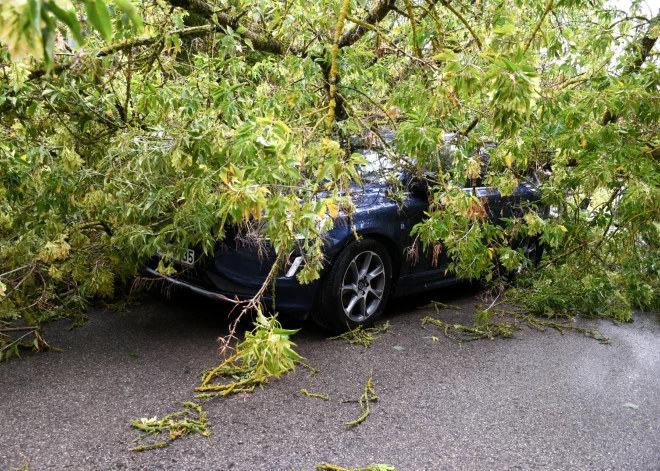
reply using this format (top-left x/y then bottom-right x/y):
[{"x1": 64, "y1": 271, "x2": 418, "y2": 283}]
[{"x1": 1, "y1": 284, "x2": 659, "y2": 471}]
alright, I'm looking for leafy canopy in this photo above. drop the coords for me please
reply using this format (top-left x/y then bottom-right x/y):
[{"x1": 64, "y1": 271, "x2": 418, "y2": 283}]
[{"x1": 0, "y1": 0, "x2": 659, "y2": 344}]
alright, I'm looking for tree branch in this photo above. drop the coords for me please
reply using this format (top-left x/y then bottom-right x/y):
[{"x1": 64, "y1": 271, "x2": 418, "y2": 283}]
[
  {"x1": 30, "y1": 25, "x2": 216, "y2": 79},
  {"x1": 165, "y1": 0, "x2": 299, "y2": 56},
  {"x1": 439, "y1": 0, "x2": 482, "y2": 50},
  {"x1": 344, "y1": 16, "x2": 437, "y2": 69},
  {"x1": 338, "y1": 0, "x2": 397, "y2": 48},
  {"x1": 326, "y1": 0, "x2": 352, "y2": 137},
  {"x1": 461, "y1": 117, "x2": 479, "y2": 136},
  {"x1": 602, "y1": 12, "x2": 660, "y2": 125},
  {"x1": 0, "y1": 326, "x2": 40, "y2": 333},
  {"x1": 523, "y1": 0, "x2": 554, "y2": 54},
  {"x1": 404, "y1": 0, "x2": 423, "y2": 58}
]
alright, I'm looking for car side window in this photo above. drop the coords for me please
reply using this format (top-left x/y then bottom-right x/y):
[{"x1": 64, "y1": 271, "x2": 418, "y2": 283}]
[{"x1": 464, "y1": 146, "x2": 493, "y2": 188}]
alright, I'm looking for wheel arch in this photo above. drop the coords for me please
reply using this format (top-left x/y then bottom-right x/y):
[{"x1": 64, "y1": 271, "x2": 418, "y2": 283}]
[
  {"x1": 329, "y1": 231, "x2": 402, "y2": 286},
  {"x1": 313, "y1": 232, "x2": 398, "y2": 332}
]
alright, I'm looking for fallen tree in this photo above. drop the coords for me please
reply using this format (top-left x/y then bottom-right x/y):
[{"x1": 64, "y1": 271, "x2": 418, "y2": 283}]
[{"x1": 1, "y1": 0, "x2": 659, "y2": 357}]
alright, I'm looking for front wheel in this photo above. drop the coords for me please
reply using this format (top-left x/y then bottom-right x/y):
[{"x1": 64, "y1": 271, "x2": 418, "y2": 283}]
[
  {"x1": 516, "y1": 235, "x2": 543, "y2": 269},
  {"x1": 312, "y1": 239, "x2": 392, "y2": 333},
  {"x1": 500, "y1": 235, "x2": 542, "y2": 281},
  {"x1": 518, "y1": 236, "x2": 543, "y2": 267}
]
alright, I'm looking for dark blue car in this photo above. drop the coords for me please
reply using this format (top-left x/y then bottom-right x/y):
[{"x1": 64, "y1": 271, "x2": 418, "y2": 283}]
[{"x1": 147, "y1": 139, "x2": 543, "y2": 332}]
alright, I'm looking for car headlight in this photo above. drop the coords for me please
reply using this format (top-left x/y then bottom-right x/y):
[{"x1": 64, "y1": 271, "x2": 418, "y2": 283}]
[{"x1": 259, "y1": 214, "x2": 332, "y2": 241}]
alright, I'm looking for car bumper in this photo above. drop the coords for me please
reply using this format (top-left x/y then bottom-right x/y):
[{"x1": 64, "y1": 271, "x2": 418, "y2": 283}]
[{"x1": 144, "y1": 265, "x2": 318, "y2": 319}]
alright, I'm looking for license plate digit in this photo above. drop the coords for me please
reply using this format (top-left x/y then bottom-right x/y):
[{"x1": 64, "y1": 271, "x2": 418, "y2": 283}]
[{"x1": 181, "y1": 249, "x2": 195, "y2": 266}]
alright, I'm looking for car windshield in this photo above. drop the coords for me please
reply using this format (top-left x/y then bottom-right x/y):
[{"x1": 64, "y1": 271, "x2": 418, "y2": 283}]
[
  {"x1": 350, "y1": 130, "x2": 399, "y2": 185},
  {"x1": 350, "y1": 131, "x2": 467, "y2": 185},
  {"x1": 356, "y1": 147, "x2": 398, "y2": 184}
]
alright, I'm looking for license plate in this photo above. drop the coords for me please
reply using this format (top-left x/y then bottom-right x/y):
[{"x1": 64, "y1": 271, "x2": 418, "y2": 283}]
[
  {"x1": 155, "y1": 247, "x2": 195, "y2": 267},
  {"x1": 177, "y1": 249, "x2": 195, "y2": 267}
]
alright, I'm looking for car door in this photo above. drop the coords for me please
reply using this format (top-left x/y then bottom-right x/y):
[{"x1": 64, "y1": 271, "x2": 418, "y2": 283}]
[
  {"x1": 399, "y1": 148, "x2": 502, "y2": 284},
  {"x1": 397, "y1": 187, "x2": 451, "y2": 287}
]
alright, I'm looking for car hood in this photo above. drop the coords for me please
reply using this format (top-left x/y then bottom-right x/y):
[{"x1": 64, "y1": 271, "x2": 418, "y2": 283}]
[
  {"x1": 348, "y1": 184, "x2": 387, "y2": 208},
  {"x1": 321, "y1": 183, "x2": 387, "y2": 210}
]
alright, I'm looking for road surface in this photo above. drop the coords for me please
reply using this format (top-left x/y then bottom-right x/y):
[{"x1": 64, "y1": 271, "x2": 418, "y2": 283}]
[{"x1": 1, "y1": 285, "x2": 659, "y2": 470}]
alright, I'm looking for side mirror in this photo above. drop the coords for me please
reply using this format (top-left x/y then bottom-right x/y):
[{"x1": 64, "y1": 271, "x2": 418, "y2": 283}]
[{"x1": 403, "y1": 172, "x2": 434, "y2": 195}]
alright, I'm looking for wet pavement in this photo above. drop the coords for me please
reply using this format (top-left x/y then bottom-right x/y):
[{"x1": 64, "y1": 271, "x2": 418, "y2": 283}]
[{"x1": 1, "y1": 285, "x2": 659, "y2": 470}]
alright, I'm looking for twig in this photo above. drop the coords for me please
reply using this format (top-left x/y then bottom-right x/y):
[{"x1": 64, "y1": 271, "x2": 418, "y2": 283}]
[
  {"x1": 523, "y1": 0, "x2": 554, "y2": 54},
  {"x1": 326, "y1": 0, "x2": 352, "y2": 137},
  {"x1": 403, "y1": 0, "x2": 423, "y2": 58},
  {"x1": 0, "y1": 326, "x2": 41, "y2": 333},
  {"x1": 344, "y1": 370, "x2": 377, "y2": 426},
  {"x1": 0, "y1": 265, "x2": 31, "y2": 278},
  {"x1": 327, "y1": 321, "x2": 392, "y2": 351},
  {"x1": 418, "y1": 301, "x2": 462, "y2": 311},
  {"x1": 0, "y1": 330, "x2": 39, "y2": 352},
  {"x1": 439, "y1": 0, "x2": 482, "y2": 50},
  {"x1": 0, "y1": 264, "x2": 36, "y2": 303},
  {"x1": 300, "y1": 389, "x2": 329, "y2": 400}
]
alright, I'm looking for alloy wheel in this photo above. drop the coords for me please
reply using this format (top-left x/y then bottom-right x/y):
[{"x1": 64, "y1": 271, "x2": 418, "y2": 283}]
[
  {"x1": 518, "y1": 236, "x2": 538, "y2": 271},
  {"x1": 341, "y1": 251, "x2": 386, "y2": 322}
]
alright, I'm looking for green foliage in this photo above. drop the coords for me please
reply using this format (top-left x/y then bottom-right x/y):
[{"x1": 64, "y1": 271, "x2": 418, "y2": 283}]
[
  {"x1": 418, "y1": 301, "x2": 461, "y2": 311},
  {"x1": 300, "y1": 388, "x2": 328, "y2": 401},
  {"x1": 317, "y1": 465, "x2": 395, "y2": 471},
  {"x1": 343, "y1": 370, "x2": 378, "y2": 427},
  {"x1": 134, "y1": 311, "x2": 303, "y2": 450},
  {"x1": 508, "y1": 309, "x2": 610, "y2": 343},
  {"x1": 0, "y1": 0, "x2": 659, "y2": 344},
  {"x1": 196, "y1": 311, "x2": 301, "y2": 397},
  {"x1": 234, "y1": 309, "x2": 302, "y2": 379},
  {"x1": 421, "y1": 304, "x2": 609, "y2": 344},
  {"x1": 131, "y1": 401, "x2": 210, "y2": 451},
  {"x1": 327, "y1": 321, "x2": 392, "y2": 351},
  {"x1": 0, "y1": 0, "x2": 143, "y2": 68},
  {"x1": 421, "y1": 313, "x2": 520, "y2": 343},
  {"x1": 510, "y1": 195, "x2": 660, "y2": 320}
]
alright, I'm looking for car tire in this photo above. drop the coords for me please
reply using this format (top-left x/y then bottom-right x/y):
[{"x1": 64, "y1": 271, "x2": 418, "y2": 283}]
[
  {"x1": 312, "y1": 238, "x2": 392, "y2": 333},
  {"x1": 515, "y1": 235, "x2": 543, "y2": 269},
  {"x1": 501, "y1": 235, "x2": 543, "y2": 281}
]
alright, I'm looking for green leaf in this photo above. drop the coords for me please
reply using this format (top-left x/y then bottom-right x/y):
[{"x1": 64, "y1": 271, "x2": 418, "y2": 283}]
[
  {"x1": 48, "y1": 1, "x2": 84, "y2": 45},
  {"x1": 493, "y1": 24, "x2": 516, "y2": 35},
  {"x1": 85, "y1": 0, "x2": 113, "y2": 42},
  {"x1": 273, "y1": 120, "x2": 292, "y2": 134},
  {"x1": 433, "y1": 50, "x2": 459, "y2": 61},
  {"x1": 623, "y1": 403, "x2": 639, "y2": 410},
  {"x1": 350, "y1": 153, "x2": 369, "y2": 166},
  {"x1": 272, "y1": 327, "x2": 300, "y2": 336},
  {"x1": 500, "y1": 57, "x2": 518, "y2": 72},
  {"x1": 113, "y1": 0, "x2": 144, "y2": 32},
  {"x1": 393, "y1": 345, "x2": 405, "y2": 351},
  {"x1": 26, "y1": 0, "x2": 41, "y2": 32},
  {"x1": 40, "y1": 9, "x2": 55, "y2": 69}
]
